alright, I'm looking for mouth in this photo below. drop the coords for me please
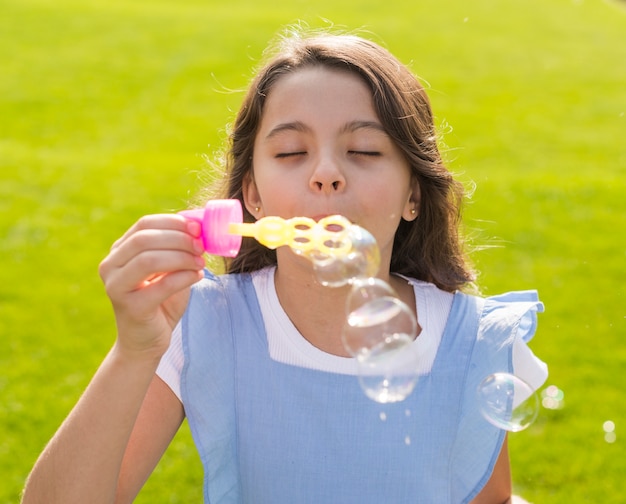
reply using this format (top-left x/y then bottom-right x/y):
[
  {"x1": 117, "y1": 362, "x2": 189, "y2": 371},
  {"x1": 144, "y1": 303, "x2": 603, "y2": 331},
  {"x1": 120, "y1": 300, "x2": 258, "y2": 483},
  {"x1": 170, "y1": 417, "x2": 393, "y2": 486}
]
[
  {"x1": 311, "y1": 213, "x2": 353, "y2": 222},
  {"x1": 310, "y1": 215, "x2": 354, "y2": 236}
]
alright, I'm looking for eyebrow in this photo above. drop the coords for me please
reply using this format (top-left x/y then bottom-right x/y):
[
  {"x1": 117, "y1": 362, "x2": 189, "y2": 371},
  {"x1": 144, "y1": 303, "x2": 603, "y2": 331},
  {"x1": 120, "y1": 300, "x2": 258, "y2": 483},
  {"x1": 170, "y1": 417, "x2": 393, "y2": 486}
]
[
  {"x1": 340, "y1": 120, "x2": 387, "y2": 135},
  {"x1": 264, "y1": 120, "x2": 387, "y2": 140},
  {"x1": 265, "y1": 121, "x2": 309, "y2": 139}
]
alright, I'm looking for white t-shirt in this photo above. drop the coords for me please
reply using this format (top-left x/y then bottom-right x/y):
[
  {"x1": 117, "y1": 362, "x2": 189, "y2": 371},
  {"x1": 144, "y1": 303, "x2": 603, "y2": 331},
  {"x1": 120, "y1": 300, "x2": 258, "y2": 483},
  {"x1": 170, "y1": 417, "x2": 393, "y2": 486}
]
[{"x1": 157, "y1": 266, "x2": 548, "y2": 401}]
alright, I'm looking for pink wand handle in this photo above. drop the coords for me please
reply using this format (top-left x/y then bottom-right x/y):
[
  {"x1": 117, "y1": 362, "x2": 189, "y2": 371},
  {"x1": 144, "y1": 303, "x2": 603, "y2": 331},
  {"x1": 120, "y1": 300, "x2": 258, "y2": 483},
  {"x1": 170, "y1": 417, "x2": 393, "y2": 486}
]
[{"x1": 179, "y1": 199, "x2": 243, "y2": 257}]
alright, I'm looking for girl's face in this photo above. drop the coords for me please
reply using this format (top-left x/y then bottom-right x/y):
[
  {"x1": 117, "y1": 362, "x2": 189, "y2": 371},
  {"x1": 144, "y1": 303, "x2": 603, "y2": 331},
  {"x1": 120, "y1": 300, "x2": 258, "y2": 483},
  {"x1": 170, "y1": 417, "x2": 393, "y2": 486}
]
[{"x1": 244, "y1": 66, "x2": 419, "y2": 271}]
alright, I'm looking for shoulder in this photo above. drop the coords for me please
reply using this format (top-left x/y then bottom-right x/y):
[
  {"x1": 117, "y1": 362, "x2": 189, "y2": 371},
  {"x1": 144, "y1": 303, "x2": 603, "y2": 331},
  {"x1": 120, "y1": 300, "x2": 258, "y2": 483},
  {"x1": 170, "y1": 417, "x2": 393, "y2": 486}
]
[
  {"x1": 184, "y1": 268, "x2": 264, "y2": 332},
  {"x1": 190, "y1": 269, "x2": 255, "y2": 297},
  {"x1": 396, "y1": 274, "x2": 455, "y2": 313},
  {"x1": 457, "y1": 289, "x2": 547, "y2": 390},
  {"x1": 479, "y1": 290, "x2": 544, "y2": 343},
  {"x1": 184, "y1": 270, "x2": 247, "y2": 327},
  {"x1": 437, "y1": 289, "x2": 545, "y2": 370}
]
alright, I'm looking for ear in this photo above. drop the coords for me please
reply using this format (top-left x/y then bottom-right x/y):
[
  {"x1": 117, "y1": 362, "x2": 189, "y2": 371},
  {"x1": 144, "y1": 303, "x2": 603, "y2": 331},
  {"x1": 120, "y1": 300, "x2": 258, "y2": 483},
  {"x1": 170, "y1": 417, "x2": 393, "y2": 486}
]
[
  {"x1": 401, "y1": 178, "x2": 421, "y2": 222},
  {"x1": 242, "y1": 172, "x2": 263, "y2": 218}
]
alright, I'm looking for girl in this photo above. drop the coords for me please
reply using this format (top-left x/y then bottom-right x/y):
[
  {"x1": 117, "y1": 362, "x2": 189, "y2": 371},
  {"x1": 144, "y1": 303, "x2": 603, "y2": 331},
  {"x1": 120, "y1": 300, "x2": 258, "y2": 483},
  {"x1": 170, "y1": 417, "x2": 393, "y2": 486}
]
[{"x1": 22, "y1": 29, "x2": 547, "y2": 503}]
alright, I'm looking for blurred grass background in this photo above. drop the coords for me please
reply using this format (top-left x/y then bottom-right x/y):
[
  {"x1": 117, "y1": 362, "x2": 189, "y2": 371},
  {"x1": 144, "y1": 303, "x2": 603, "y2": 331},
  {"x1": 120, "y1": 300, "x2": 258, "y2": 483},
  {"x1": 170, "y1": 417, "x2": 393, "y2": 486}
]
[{"x1": 1, "y1": 0, "x2": 624, "y2": 502}]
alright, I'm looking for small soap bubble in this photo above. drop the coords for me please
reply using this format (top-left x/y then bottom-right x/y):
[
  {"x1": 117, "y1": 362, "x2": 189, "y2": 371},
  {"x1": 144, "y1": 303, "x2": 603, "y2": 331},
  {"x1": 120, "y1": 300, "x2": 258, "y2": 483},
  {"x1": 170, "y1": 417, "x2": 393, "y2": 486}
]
[
  {"x1": 311, "y1": 253, "x2": 350, "y2": 287},
  {"x1": 356, "y1": 333, "x2": 420, "y2": 403},
  {"x1": 348, "y1": 296, "x2": 404, "y2": 327},
  {"x1": 477, "y1": 373, "x2": 539, "y2": 432},
  {"x1": 379, "y1": 411, "x2": 387, "y2": 422},
  {"x1": 603, "y1": 420, "x2": 616, "y2": 443},
  {"x1": 541, "y1": 385, "x2": 565, "y2": 410},
  {"x1": 301, "y1": 222, "x2": 380, "y2": 288},
  {"x1": 603, "y1": 420, "x2": 615, "y2": 432},
  {"x1": 341, "y1": 225, "x2": 380, "y2": 280},
  {"x1": 346, "y1": 277, "x2": 398, "y2": 308},
  {"x1": 404, "y1": 435, "x2": 411, "y2": 446},
  {"x1": 342, "y1": 279, "x2": 417, "y2": 356}
]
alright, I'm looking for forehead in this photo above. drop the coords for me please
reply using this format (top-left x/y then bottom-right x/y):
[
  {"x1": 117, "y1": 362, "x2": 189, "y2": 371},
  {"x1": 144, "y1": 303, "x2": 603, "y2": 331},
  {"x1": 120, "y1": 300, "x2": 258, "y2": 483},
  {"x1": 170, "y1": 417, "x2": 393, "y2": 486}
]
[{"x1": 259, "y1": 66, "x2": 378, "y2": 128}]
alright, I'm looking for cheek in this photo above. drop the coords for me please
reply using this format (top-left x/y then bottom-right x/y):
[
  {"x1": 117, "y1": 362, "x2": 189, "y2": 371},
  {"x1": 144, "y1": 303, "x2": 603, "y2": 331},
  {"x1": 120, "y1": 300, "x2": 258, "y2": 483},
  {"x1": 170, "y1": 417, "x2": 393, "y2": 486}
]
[
  {"x1": 251, "y1": 173, "x2": 302, "y2": 217},
  {"x1": 361, "y1": 184, "x2": 411, "y2": 236},
  {"x1": 251, "y1": 160, "x2": 280, "y2": 194},
  {"x1": 366, "y1": 178, "x2": 411, "y2": 212}
]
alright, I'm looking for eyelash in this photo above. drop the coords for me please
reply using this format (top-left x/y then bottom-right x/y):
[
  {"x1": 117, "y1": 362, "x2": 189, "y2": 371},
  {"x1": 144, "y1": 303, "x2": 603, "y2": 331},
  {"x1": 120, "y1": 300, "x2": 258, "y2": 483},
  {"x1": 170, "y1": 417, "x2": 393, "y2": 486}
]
[
  {"x1": 349, "y1": 151, "x2": 381, "y2": 157},
  {"x1": 275, "y1": 152, "x2": 306, "y2": 159},
  {"x1": 275, "y1": 151, "x2": 381, "y2": 158}
]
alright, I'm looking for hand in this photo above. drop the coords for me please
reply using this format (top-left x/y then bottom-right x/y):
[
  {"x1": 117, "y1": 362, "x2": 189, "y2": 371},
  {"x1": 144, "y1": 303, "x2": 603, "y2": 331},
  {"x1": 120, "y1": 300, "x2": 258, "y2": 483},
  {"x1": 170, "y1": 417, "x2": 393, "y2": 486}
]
[{"x1": 99, "y1": 214, "x2": 205, "y2": 359}]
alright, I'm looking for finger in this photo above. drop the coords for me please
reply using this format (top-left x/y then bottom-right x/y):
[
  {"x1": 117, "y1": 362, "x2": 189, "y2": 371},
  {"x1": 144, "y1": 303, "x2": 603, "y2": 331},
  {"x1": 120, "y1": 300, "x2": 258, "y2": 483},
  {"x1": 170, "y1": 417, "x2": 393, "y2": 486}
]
[
  {"x1": 106, "y1": 228, "x2": 204, "y2": 272},
  {"x1": 104, "y1": 249, "x2": 205, "y2": 299},
  {"x1": 110, "y1": 269, "x2": 203, "y2": 341},
  {"x1": 128, "y1": 269, "x2": 204, "y2": 316},
  {"x1": 110, "y1": 214, "x2": 201, "y2": 252},
  {"x1": 101, "y1": 213, "x2": 204, "y2": 280}
]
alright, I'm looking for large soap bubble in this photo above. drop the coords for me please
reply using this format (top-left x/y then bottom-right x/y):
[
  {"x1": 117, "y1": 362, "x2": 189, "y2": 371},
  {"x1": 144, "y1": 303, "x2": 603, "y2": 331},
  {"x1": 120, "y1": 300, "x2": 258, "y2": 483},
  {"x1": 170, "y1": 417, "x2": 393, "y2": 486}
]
[
  {"x1": 477, "y1": 372, "x2": 539, "y2": 432},
  {"x1": 310, "y1": 252, "x2": 351, "y2": 288},
  {"x1": 307, "y1": 222, "x2": 380, "y2": 288},
  {"x1": 342, "y1": 278, "x2": 417, "y2": 355},
  {"x1": 356, "y1": 333, "x2": 420, "y2": 403}
]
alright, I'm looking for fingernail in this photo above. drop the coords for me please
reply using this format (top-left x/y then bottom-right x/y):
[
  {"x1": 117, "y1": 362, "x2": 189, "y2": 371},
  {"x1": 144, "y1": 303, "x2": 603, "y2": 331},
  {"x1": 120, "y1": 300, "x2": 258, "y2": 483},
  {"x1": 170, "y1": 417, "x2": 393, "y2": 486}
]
[
  {"x1": 195, "y1": 255, "x2": 206, "y2": 267},
  {"x1": 187, "y1": 220, "x2": 201, "y2": 237},
  {"x1": 193, "y1": 238, "x2": 205, "y2": 253}
]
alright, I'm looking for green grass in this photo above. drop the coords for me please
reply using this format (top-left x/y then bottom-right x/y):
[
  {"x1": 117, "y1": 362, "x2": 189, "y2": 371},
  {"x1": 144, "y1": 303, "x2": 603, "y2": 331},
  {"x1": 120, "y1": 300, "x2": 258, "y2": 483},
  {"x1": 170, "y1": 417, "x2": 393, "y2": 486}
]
[{"x1": 1, "y1": 0, "x2": 625, "y2": 502}]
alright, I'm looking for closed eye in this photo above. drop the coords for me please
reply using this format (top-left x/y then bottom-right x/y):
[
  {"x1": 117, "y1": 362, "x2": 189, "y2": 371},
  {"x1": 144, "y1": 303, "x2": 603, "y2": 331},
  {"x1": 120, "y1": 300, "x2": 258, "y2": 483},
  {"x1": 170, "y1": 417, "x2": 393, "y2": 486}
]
[
  {"x1": 275, "y1": 151, "x2": 307, "y2": 159},
  {"x1": 348, "y1": 151, "x2": 382, "y2": 157}
]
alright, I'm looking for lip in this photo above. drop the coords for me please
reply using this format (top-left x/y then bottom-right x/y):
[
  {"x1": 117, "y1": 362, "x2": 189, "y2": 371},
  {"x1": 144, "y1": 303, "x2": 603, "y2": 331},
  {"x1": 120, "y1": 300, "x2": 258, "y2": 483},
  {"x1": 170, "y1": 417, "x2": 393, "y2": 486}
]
[
  {"x1": 311, "y1": 213, "x2": 352, "y2": 222},
  {"x1": 308, "y1": 214, "x2": 355, "y2": 236}
]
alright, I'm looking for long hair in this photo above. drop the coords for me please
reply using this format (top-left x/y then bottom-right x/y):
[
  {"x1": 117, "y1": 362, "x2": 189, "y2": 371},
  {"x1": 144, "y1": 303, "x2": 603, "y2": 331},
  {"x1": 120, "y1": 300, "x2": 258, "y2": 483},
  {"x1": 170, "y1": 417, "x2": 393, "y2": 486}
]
[{"x1": 212, "y1": 29, "x2": 476, "y2": 292}]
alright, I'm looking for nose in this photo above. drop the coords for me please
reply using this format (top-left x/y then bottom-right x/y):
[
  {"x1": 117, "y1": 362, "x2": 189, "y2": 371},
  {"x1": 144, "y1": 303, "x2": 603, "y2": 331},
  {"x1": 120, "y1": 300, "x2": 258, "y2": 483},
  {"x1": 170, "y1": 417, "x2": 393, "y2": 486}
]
[{"x1": 309, "y1": 154, "x2": 346, "y2": 194}]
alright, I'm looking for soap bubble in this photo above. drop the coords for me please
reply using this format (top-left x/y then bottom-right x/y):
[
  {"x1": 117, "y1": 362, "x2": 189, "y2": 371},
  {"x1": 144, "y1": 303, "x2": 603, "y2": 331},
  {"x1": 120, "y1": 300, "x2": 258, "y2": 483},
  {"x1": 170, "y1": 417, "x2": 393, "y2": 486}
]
[
  {"x1": 311, "y1": 253, "x2": 350, "y2": 287},
  {"x1": 541, "y1": 385, "x2": 565, "y2": 410},
  {"x1": 306, "y1": 224, "x2": 380, "y2": 288},
  {"x1": 603, "y1": 420, "x2": 616, "y2": 444},
  {"x1": 342, "y1": 278, "x2": 417, "y2": 356},
  {"x1": 340, "y1": 225, "x2": 380, "y2": 281},
  {"x1": 356, "y1": 332, "x2": 420, "y2": 403},
  {"x1": 477, "y1": 373, "x2": 539, "y2": 432}
]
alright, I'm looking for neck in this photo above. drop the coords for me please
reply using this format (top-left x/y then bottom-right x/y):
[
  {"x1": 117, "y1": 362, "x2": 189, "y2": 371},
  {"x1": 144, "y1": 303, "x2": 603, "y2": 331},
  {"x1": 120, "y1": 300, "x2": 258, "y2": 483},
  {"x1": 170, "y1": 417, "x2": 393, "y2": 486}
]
[
  {"x1": 272, "y1": 250, "x2": 409, "y2": 357},
  {"x1": 274, "y1": 262, "x2": 351, "y2": 356}
]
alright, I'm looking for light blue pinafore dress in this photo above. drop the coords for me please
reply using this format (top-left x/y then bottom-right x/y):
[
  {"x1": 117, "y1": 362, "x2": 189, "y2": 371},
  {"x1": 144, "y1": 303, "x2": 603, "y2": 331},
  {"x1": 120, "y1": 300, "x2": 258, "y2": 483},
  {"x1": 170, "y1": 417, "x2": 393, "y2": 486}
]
[{"x1": 180, "y1": 271, "x2": 543, "y2": 503}]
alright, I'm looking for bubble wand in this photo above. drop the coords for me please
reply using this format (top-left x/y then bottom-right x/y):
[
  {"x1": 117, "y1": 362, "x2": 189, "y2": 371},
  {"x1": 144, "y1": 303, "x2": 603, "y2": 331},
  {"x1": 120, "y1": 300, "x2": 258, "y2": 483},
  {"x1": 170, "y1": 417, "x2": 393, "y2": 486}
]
[{"x1": 180, "y1": 199, "x2": 362, "y2": 260}]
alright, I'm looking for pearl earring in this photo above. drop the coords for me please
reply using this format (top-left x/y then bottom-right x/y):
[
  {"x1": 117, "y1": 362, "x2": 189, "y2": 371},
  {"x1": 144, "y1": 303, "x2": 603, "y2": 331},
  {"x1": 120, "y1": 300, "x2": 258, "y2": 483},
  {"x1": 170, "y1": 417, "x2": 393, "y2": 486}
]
[
  {"x1": 410, "y1": 208, "x2": 417, "y2": 215},
  {"x1": 254, "y1": 207, "x2": 260, "y2": 213}
]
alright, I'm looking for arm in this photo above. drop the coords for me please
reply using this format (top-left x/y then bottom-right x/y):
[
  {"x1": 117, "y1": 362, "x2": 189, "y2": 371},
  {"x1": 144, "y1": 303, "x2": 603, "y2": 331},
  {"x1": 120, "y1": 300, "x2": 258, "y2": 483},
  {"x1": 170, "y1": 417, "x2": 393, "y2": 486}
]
[
  {"x1": 115, "y1": 375, "x2": 185, "y2": 503},
  {"x1": 22, "y1": 350, "x2": 182, "y2": 504},
  {"x1": 22, "y1": 215, "x2": 205, "y2": 504},
  {"x1": 470, "y1": 436, "x2": 512, "y2": 504}
]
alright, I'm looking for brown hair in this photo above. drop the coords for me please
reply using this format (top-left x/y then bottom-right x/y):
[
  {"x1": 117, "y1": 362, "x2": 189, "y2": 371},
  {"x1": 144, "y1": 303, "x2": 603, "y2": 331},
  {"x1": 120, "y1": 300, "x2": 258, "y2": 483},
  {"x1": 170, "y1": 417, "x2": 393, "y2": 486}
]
[{"x1": 212, "y1": 29, "x2": 476, "y2": 292}]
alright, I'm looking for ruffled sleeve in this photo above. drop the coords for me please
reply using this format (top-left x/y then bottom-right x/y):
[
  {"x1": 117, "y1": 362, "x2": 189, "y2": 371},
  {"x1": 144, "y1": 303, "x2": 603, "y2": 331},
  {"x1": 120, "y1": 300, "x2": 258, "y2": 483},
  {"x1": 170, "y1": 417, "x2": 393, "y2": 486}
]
[{"x1": 451, "y1": 290, "x2": 548, "y2": 503}]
